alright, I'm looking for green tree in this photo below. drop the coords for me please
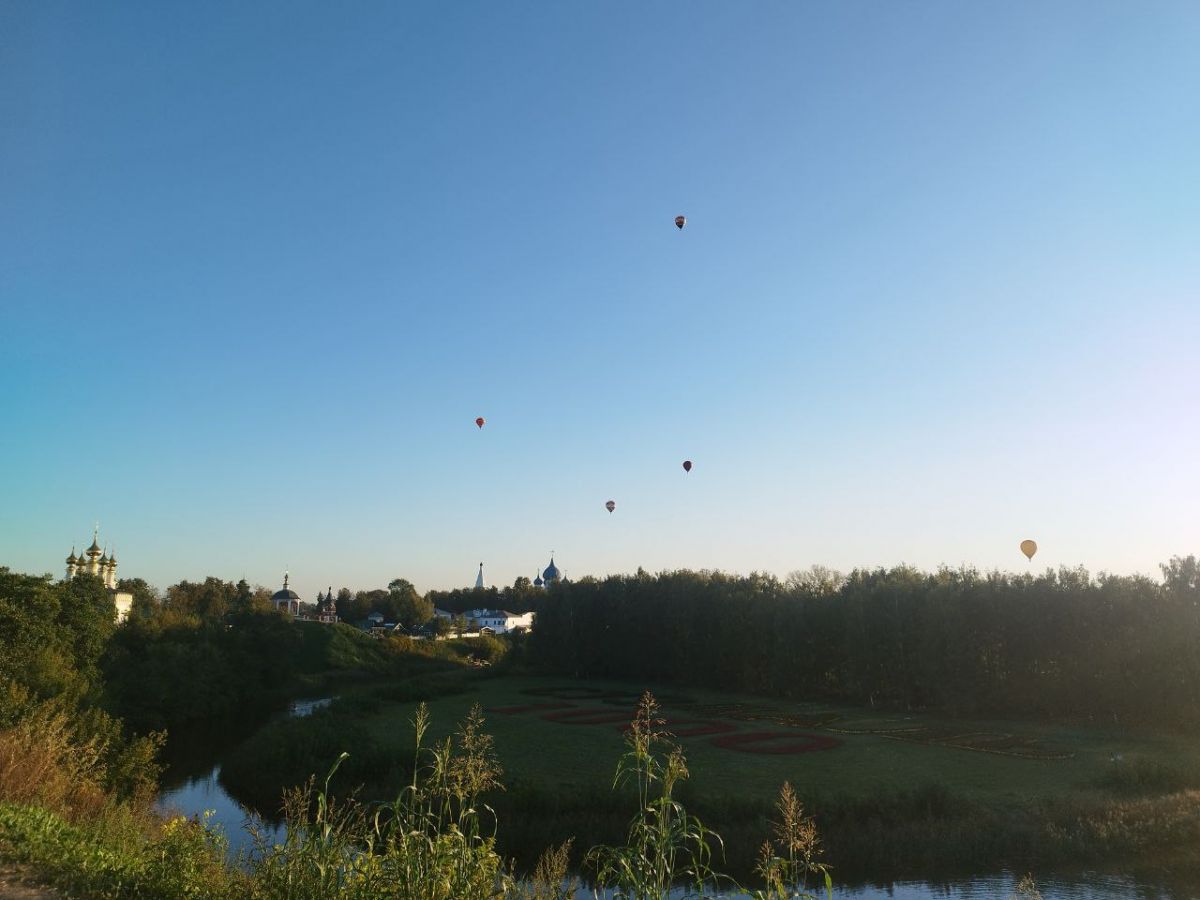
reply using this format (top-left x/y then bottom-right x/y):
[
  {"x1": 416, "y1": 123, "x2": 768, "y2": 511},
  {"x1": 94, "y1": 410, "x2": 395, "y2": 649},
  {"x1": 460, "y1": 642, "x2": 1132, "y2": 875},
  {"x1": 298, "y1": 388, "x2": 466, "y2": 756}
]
[
  {"x1": 166, "y1": 577, "x2": 236, "y2": 621},
  {"x1": 57, "y1": 573, "x2": 116, "y2": 688},
  {"x1": 335, "y1": 588, "x2": 370, "y2": 623},
  {"x1": 0, "y1": 568, "x2": 73, "y2": 707},
  {"x1": 386, "y1": 578, "x2": 433, "y2": 629},
  {"x1": 116, "y1": 577, "x2": 160, "y2": 619}
]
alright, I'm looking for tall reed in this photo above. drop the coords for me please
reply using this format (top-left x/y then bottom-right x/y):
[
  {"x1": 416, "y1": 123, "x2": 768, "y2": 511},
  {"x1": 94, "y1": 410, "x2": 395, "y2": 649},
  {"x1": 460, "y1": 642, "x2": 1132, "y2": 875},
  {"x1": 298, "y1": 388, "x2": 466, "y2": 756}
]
[
  {"x1": 585, "y1": 692, "x2": 727, "y2": 899},
  {"x1": 750, "y1": 781, "x2": 831, "y2": 900},
  {"x1": 249, "y1": 703, "x2": 510, "y2": 899}
]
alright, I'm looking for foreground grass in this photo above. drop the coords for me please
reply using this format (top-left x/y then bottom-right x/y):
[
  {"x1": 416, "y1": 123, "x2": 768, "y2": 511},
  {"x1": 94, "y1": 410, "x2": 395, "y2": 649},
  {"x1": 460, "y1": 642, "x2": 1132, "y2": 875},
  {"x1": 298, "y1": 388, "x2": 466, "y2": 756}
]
[
  {"x1": 0, "y1": 803, "x2": 243, "y2": 899},
  {"x1": 5, "y1": 676, "x2": 1200, "y2": 897}
]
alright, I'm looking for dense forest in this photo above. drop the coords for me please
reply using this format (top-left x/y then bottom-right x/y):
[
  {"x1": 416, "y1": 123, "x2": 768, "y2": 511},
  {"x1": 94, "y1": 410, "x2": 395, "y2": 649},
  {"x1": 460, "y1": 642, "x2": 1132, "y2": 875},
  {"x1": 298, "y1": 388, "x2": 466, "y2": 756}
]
[{"x1": 529, "y1": 557, "x2": 1200, "y2": 729}]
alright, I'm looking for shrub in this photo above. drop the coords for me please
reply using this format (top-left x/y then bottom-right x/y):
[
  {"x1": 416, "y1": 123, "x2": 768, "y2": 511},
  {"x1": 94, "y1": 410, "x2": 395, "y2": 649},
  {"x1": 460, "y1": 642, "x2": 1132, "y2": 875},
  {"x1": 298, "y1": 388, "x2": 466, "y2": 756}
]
[
  {"x1": 0, "y1": 802, "x2": 240, "y2": 899},
  {"x1": 585, "y1": 692, "x2": 728, "y2": 898},
  {"x1": 219, "y1": 708, "x2": 397, "y2": 816},
  {"x1": 248, "y1": 704, "x2": 512, "y2": 899}
]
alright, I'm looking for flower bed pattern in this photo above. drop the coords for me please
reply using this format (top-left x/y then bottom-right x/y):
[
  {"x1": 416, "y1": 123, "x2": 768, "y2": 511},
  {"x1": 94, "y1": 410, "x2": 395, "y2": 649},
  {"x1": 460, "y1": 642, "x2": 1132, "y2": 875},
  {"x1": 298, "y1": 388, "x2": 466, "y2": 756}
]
[
  {"x1": 486, "y1": 702, "x2": 576, "y2": 715},
  {"x1": 708, "y1": 731, "x2": 842, "y2": 754},
  {"x1": 522, "y1": 687, "x2": 611, "y2": 700},
  {"x1": 688, "y1": 703, "x2": 840, "y2": 729},
  {"x1": 540, "y1": 707, "x2": 635, "y2": 726},
  {"x1": 882, "y1": 729, "x2": 1074, "y2": 760},
  {"x1": 522, "y1": 686, "x2": 696, "y2": 706},
  {"x1": 616, "y1": 718, "x2": 737, "y2": 738},
  {"x1": 826, "y1": 718, "x2": 924, "y2": 735},
  {"x1": 506, "y1": 687, "x2": 1071, "y2": 759}
]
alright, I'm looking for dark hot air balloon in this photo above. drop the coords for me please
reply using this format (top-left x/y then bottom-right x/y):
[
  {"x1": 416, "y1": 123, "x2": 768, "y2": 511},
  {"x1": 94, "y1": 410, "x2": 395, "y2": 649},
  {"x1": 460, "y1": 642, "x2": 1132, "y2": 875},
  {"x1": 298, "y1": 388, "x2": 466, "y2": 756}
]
[
  {"x1": 682, "y1": 460, "x2": 692, "y2": 473},
  {"x1": 475, "y1": 417, "x2": 485, "y2": 429},
  {"x1": 605, "y1": 500, "x2": 616, "y2": 513},
  {"x1": 1020, "y1": 539, "x2": 1037, "y2": 560},
  {"x1": 674, "y1": 215, "x2": 686, "y2": 230}
]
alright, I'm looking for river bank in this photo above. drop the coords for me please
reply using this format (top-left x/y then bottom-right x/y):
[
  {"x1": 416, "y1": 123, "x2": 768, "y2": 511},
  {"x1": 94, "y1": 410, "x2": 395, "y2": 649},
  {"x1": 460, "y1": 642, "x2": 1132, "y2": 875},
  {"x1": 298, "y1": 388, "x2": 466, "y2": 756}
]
[{"x1": 151, "y1": 673, "x2": 1200, "y2": 897}]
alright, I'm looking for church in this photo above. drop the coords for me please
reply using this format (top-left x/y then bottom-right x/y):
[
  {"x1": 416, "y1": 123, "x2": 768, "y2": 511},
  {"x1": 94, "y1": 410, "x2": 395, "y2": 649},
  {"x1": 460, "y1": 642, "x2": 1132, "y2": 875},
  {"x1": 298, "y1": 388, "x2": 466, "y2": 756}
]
[
  {"x1": 473, "y1": 555, "x2": 565, "y2": 590},
  {"x1": 64, "y1": 528, "x2": 134, "y2": 623}
]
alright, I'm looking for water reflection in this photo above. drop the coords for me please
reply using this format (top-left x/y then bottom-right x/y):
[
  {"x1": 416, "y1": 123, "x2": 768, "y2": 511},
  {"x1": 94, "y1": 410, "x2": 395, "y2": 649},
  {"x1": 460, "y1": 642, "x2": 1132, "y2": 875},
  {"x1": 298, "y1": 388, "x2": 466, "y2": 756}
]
[
  {"x1": 616, "y1": 872, "x2": 1186, "y2": 899},
  {"x1": 154, "y1": 696, "x2": 1194, "y2": 897},
  {"x1": 154, "y1": 695, "x2": 333, "y2": 857},
  {"x1": 155, "y1": 763, "x2": 280, "y2": 857}
]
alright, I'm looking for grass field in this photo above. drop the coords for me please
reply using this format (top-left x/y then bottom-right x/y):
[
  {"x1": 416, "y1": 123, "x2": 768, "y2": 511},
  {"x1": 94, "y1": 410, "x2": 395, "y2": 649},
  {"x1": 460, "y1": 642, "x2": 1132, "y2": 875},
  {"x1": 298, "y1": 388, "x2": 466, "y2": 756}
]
[
  {"x1": 355, "y1": 673, "x2": 1200, "y2": 810},
  {"x1": 220, "y1": 669, "x2": 1200, "y2": 880}
]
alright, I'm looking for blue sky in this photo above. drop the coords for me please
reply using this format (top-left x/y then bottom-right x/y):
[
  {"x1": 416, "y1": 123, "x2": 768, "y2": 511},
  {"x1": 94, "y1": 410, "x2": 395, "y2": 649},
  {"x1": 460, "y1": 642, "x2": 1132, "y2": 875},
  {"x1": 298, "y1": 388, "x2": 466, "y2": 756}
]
[{"x1": 2, "y1": 2, "x2": 1197, "y2": 598}]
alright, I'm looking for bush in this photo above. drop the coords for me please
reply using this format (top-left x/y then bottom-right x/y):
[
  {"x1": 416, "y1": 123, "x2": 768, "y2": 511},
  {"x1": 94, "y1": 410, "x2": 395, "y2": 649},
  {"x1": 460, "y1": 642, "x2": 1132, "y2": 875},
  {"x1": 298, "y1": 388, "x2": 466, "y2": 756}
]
[
  {"x1": 248, "y1": 706, "x2": 512, "y2": 899},
  {"x1": 0, "y1": 802, "x2": 241, "y2": 899},
  {"x1": 1092, "y1": 757, "x2": 1197, "y2": 796},
  {"x1": 219, "y1": 708, "x2": 399, "y2": 816}
]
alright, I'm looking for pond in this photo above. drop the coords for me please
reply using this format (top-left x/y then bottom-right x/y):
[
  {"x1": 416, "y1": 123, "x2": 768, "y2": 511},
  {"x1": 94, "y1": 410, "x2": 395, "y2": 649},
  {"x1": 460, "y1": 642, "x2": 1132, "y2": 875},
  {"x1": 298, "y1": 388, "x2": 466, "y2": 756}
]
[{"x1": 153, "y1": 698, "x2": 1195, "y2": 897}]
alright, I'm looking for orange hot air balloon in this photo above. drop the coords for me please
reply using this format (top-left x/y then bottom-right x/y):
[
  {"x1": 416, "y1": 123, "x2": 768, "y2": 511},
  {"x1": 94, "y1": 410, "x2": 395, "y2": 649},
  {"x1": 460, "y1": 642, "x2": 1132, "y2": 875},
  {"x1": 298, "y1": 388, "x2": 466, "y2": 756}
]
[
  {"x1": 682, "y1": 460, "x2": 692, "y2": 473},
  {"x1": 605, "y1": 500, "x2": 616, "y2": 513},
  {"x1": 1020, "y1": 539, "x2": 1037, "y2": 560},
  {"x1": 475, "y1": 417, "x2": 485, "y2": 429},
  {"x1": 674, "y1": 215, "x2": 686, "y2": 230}
]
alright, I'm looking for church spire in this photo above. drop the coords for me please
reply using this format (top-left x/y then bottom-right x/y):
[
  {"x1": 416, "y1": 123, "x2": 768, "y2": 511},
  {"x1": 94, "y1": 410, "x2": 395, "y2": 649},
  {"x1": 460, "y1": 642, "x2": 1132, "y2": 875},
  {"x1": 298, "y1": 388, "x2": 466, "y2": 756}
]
[{"x1": 475, "y1": 562, "x2": 486, "y2": 590}]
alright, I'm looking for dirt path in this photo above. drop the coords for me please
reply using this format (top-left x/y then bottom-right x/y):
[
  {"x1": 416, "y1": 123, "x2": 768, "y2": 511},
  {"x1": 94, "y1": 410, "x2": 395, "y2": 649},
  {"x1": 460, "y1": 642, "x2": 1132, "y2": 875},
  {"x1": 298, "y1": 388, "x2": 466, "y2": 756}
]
[{"x1": 0, "y1": 864, "x2": 60, "y2": 899}]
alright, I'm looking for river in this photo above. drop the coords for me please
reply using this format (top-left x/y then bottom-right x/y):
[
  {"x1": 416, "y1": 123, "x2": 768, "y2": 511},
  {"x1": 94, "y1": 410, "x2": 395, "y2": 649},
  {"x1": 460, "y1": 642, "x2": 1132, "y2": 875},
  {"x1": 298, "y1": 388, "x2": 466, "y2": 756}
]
[
  {"x1": 155, "y1": 696, "x2": 332, "y2": 857},
  {"x1": 154, "y1": 699, "x2": 1194, "y2": 898}
]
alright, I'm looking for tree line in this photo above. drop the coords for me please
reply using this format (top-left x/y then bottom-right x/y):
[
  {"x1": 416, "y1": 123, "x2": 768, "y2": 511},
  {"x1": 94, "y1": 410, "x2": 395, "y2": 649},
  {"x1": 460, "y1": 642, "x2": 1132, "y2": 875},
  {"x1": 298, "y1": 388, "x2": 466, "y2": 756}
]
[
  {"x1": 99, "y1": 573, "x2": 527, "y2": 730},
  {"x1": 528, "y1": 557, "x2": 1200, "y2": 729}
]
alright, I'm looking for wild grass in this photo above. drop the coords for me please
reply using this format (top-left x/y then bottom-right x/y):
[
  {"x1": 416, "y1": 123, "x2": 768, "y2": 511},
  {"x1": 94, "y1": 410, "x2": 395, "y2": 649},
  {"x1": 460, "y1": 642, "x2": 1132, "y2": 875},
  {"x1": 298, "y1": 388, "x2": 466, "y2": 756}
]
[
  {"x1": 585, "y1": 692, "x2": 728, "y2": 898},
  {"x1": 0, "y1": 681, "x2": 242, "y2": 898},
  {"x1": 248, "y1": 703, "x2": 511, "y2": 899},
  {"x1": 1090, "y1": 756, "x2": 1199, "y2": 796},
  {"x1": 751, "y1": 782, "x2": 831, "y2": 900},
  {"x1": 237, "y1": 694, "x2": 835, "y2": 898}
]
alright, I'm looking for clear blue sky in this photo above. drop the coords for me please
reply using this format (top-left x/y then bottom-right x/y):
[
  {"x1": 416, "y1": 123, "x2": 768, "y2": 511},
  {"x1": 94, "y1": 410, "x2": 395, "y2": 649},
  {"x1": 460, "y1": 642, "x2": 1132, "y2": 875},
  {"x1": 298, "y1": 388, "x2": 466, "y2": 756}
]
[{"x1": 3, "y1": 2, "x2": 1197, "y2": 599}]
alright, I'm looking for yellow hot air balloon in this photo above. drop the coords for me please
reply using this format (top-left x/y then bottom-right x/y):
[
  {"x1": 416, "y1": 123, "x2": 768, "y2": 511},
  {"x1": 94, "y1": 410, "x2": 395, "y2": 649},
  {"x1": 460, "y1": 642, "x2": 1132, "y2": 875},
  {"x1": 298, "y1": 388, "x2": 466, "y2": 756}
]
[{"x1": 1020, "y1": 539, "x2": 1037, "y2": 560}]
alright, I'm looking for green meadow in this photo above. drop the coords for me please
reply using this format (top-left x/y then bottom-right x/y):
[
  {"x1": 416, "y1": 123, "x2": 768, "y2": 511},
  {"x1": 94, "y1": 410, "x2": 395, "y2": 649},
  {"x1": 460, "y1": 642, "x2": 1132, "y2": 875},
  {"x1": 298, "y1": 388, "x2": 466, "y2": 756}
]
[
  {"x1": 357, "y1": 673, "x2": 1196, "y2": 806},
  {"x1": 229, "y1": 669, "x2": 1197, "y2": 881}
]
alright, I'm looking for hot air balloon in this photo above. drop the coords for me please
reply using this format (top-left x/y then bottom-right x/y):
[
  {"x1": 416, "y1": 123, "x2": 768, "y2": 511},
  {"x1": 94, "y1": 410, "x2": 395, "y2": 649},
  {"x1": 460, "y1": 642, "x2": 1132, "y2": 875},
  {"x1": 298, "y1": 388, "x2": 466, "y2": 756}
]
[
  {"x1": 674, "y1": 215, "x2": 686, "y2": 230},
  {"x1": 682, "y1": 460, "x2": 692, "y2": 473},
  {"x1": 605, "y1": 500, "x2": 616, "y2": 513},
  {"x1": 475, "y1": 417, "x2": 485, "y2": 429},
  {"x1": 1020, "y1": 539, "x2": 1037, "y2": 560}
]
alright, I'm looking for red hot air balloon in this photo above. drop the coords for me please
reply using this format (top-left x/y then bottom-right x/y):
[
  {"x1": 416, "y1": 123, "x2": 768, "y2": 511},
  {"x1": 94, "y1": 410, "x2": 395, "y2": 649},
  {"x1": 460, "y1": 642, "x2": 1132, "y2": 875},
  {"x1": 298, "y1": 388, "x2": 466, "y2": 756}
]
[
  {"x1": 475, "y1": 417, "x2": 485, "y2": 429},
  {"x1": 682, "y1": 460, "x2": 692, "y2": 473},
  {"x1": 674, "y1": 215, "x2": 686, "y2": 230},
  {"x1": 605, "y1": 500, "x2": 616, "y2": 513}
]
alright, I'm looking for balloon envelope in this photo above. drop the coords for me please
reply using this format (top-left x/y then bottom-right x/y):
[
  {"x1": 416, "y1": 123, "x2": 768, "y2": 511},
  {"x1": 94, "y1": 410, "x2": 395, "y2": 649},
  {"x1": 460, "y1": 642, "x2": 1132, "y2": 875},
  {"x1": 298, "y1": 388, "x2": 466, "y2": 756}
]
[
  {"x1": 682, "y1": 460, "x2": 692, "y2": 472},
  {"x1": 1020, "y1": 539, "x2": 1037, "y2": 560},
  {"x1": 674, "y1": 215, "x2": 686, "y2": 229},
  {"x1": 475, "y1": 417, "x2": 485, "y2": 429},
  {"x1": 605, "y1": 500, "x2": 616, "y2": 513}
]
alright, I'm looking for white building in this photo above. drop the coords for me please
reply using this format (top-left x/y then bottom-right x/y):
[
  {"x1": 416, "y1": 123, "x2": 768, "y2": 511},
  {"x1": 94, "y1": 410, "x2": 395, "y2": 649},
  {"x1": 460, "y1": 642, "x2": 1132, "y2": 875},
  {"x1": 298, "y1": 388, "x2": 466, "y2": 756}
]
[
  {"x1": 466, "y1": 608, "x2": 534, "y2": 634},
  {"x1": 63, "y1": 528, "x2": 133, "y2": 623},
  {"x1": 271, "y1": 573, "x2": 301, "y2": 616}
]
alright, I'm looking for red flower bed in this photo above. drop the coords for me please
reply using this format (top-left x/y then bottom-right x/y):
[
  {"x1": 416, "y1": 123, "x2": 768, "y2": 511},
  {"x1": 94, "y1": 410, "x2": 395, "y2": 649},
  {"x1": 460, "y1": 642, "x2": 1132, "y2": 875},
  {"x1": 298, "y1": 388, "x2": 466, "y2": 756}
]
[
  {"x1": 486, "y1": 702, "x2": 576, "y2": 715},
  {"x1": 708, "y1": 731, "x2": 841, "y2": 754},
  {"x1": 541, "y1": 707, "x2": 634, "y2": 725},
  {"x1": 616, "y1": 718, "x2": 736, "y2": 738}
]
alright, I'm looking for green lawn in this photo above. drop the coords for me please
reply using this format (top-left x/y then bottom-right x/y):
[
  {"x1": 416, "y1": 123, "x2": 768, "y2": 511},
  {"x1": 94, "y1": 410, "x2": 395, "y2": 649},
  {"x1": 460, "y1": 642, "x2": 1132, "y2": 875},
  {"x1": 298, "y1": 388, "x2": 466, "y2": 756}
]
[{"x1": 358, "y1": 673, "x2": 1200, "y2": 808}]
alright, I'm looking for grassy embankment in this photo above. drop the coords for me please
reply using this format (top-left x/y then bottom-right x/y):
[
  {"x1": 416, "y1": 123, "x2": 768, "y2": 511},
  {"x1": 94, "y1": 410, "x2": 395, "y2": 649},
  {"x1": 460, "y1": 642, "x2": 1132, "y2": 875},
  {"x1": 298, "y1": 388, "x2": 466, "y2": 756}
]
[
  {"x1": 224, "y1": 668, "x2": 1200, "y2": 883},
  {"x1": 0, "y1": 622, "x2": 502, "y2": 899}
]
